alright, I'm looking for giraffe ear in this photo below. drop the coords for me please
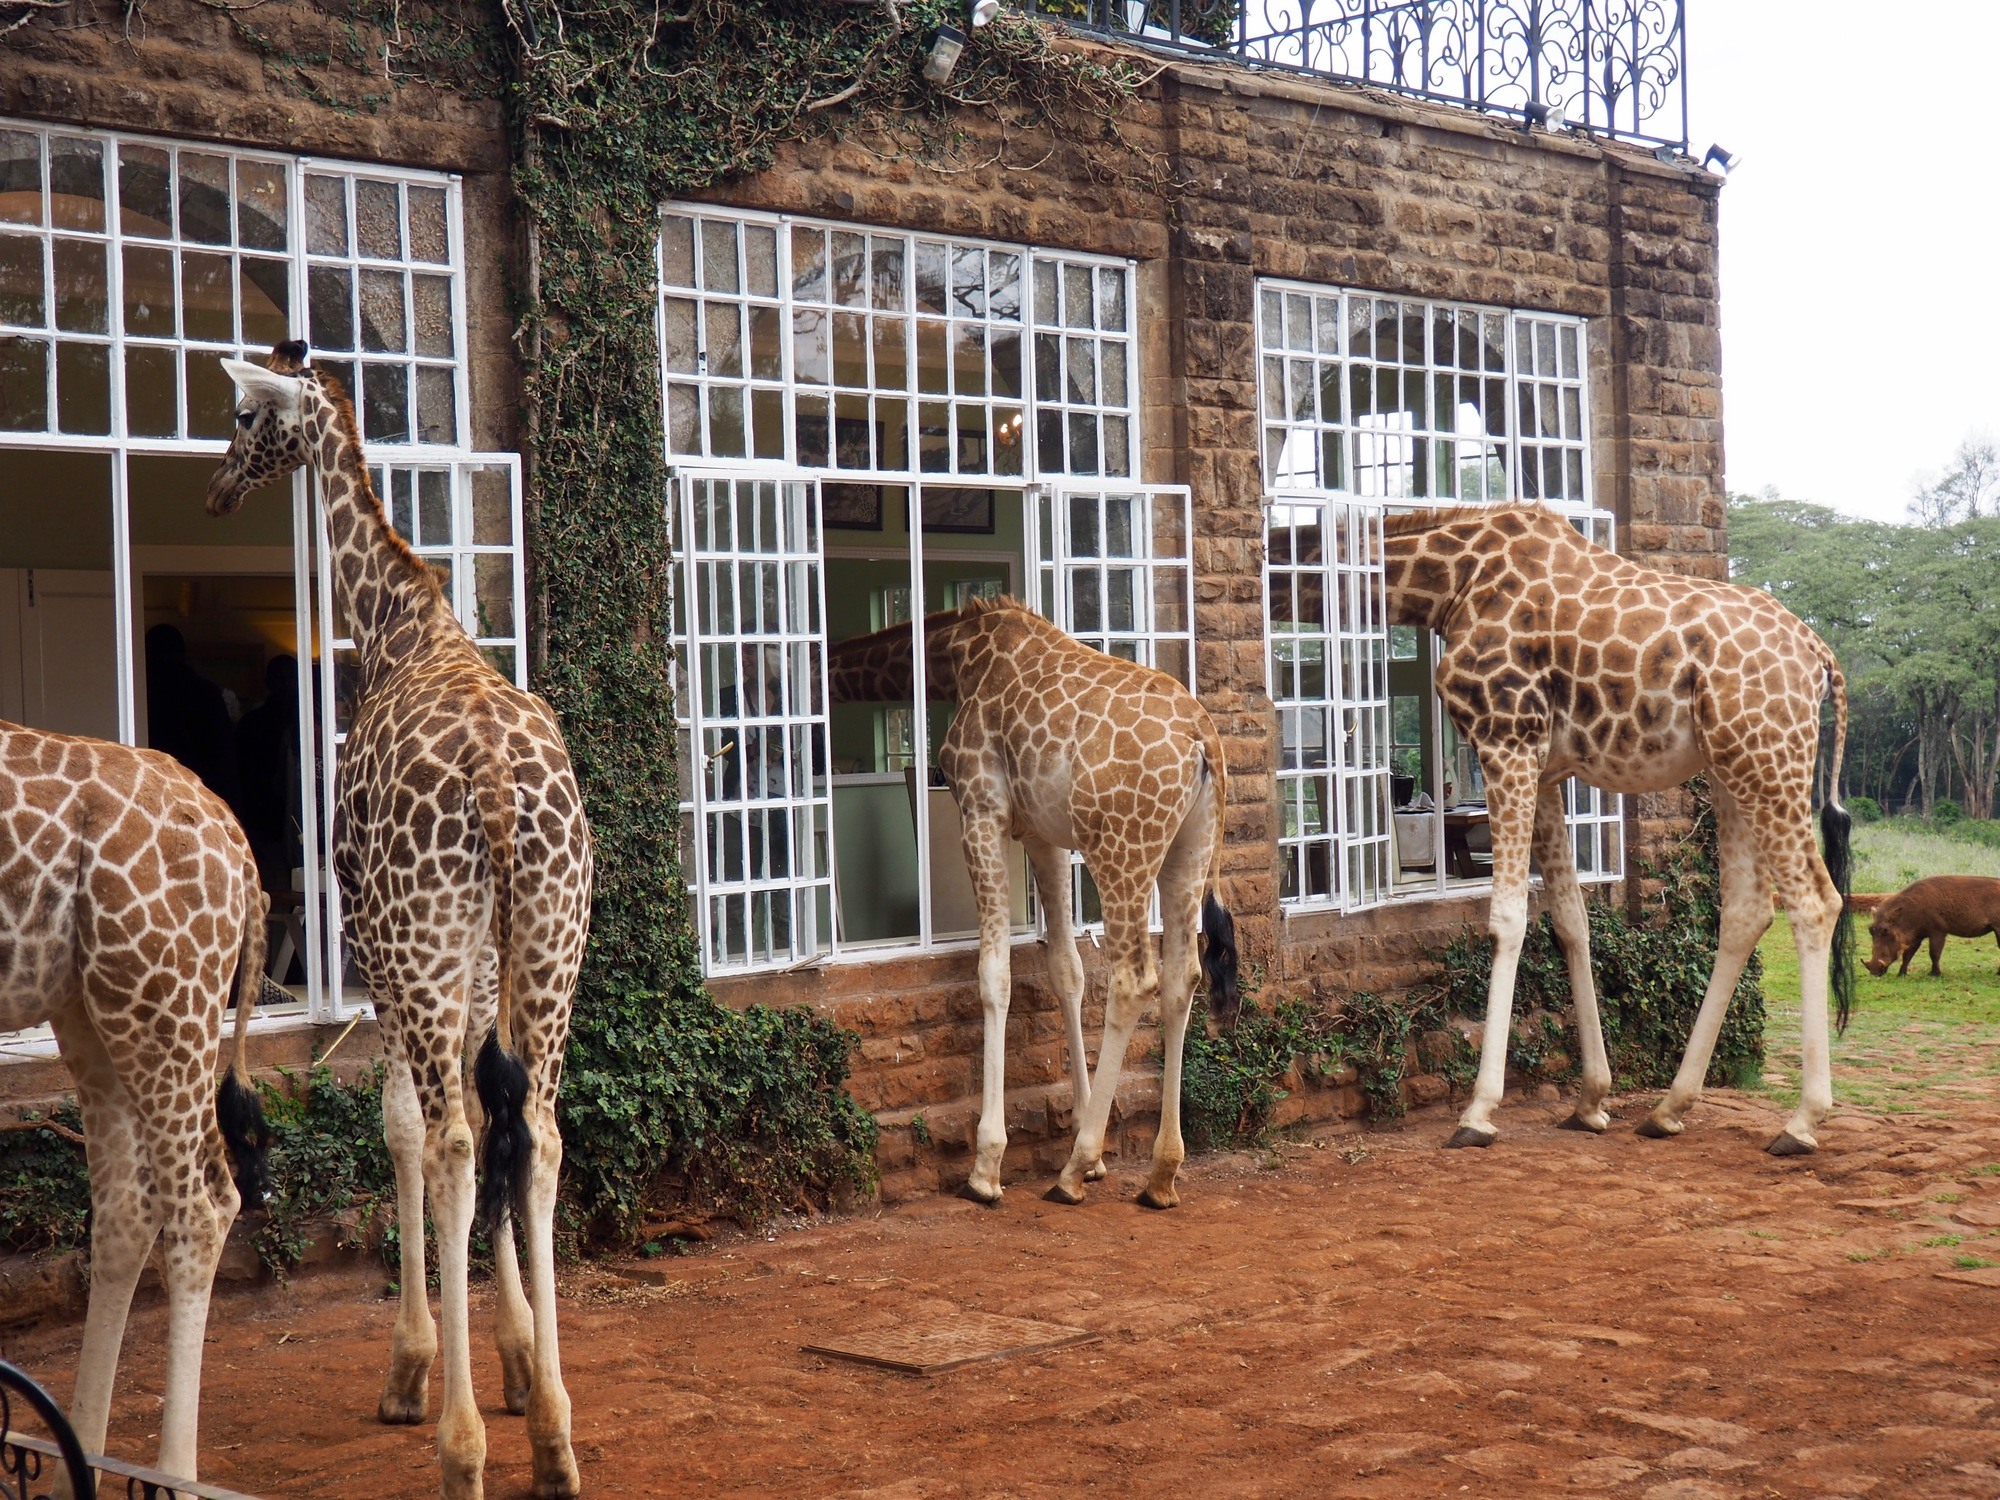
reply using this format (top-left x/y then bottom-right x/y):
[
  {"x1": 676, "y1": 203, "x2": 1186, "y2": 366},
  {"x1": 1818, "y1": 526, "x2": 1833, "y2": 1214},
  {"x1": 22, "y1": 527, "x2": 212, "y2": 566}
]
[{"x1": 220, "y1": 357, "x2": 303, "y2": 415}]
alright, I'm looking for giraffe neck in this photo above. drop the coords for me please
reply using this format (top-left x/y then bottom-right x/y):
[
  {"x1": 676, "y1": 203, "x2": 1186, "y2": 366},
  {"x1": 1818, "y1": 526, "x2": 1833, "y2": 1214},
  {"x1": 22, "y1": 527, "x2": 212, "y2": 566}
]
[
  {"x1": 826, "y1": 606, "x2": 1015, "y2": 704},
  {"x1": 302, "y1": 386, "x2": 457, "y2": 673}
]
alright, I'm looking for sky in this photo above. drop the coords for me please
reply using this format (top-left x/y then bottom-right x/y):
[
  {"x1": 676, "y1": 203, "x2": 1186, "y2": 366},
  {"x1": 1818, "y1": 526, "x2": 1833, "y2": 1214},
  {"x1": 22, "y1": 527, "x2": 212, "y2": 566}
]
[{"x1": 1691, "y1": 2, "x2": 2000, "y2": 522}]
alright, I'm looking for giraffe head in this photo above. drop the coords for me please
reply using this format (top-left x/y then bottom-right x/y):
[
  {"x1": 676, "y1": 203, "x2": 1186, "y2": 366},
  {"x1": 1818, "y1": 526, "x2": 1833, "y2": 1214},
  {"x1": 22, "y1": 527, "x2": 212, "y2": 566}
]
[{"x1": 206, "y1": 340, "x2": 322, "y2": 516}]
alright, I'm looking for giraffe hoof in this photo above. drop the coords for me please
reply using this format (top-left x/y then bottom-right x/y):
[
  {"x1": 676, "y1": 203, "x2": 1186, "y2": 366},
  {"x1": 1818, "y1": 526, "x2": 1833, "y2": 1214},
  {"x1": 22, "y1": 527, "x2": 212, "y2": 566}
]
[
  {"x1": 957, "y1": 1181, "x2": 1003, "y2": 1206},
  {"x1": 531, "y1": 1448, "x2": 582, "y2": 1499},
  {"x1": 1556, "y1": 1112, "x2": 1608, "y2": 1134},
  {"x1": 1043, "y1": 1181, "x2": 1085, "y2": 1205},
  {"x1": 377, "y1": 1393, "x2": 428, "y2": 1425},
  {"x1": 1136, "y1": 1186, "x2": 1178, "y2": 1211},
  {"x1": 1635, "y1": 1116, "x2": 1681, "y2": 1139},
  {"x1": 1767, "y1": 1131, "x2": 1817, "y2": 1157},
  {"x1": 1444, "y1": 1126, "x2": 1497, "y2": 1149}
]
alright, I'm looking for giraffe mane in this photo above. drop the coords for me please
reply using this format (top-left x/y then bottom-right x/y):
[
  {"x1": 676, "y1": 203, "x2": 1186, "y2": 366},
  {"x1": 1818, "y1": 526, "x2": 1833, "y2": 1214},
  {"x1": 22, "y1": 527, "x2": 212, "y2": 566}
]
[
  {"x1": 1381, "y1": 501, "x2": 1557, "y2": 537},
  {"x1": 306, "y1": 367, "x2": 447, "y2": 608}
]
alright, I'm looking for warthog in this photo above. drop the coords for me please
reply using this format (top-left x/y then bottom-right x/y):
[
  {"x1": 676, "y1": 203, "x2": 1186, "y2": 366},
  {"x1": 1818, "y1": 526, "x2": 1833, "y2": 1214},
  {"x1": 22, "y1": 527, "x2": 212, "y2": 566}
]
[{"x1": 1864, "y1": 875, "x2": 2000, "y2": 977}]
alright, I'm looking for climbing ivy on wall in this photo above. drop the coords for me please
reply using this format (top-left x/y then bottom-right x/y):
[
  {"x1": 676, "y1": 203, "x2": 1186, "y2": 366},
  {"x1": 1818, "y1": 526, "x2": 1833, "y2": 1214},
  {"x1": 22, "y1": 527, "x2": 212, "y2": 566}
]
[{"x1": 500, "y1": 0, "x2": 1164, "y2": 1232}]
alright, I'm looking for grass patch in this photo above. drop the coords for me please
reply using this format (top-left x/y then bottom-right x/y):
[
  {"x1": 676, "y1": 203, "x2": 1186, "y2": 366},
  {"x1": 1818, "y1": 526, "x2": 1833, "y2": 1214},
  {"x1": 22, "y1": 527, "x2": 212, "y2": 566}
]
[
  {"x1": 1757, "y1": 913, "x2": 2000, "y2": 1118},
  {"x1": 1852, "y1": 818, "x2": 2000, "y2": 892},
  {"x1": 1953, "y1": 1254, "x2": 1998, "y2": 1270},
  {"x1": 1922, "y1": 1234, "x2": 1963, "y2": 1248}
]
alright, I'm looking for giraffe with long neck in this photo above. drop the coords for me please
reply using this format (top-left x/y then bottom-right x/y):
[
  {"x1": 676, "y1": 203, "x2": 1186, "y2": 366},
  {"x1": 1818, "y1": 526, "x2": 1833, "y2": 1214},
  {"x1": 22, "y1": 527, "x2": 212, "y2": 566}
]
[
  {"x1": 828, "y1": 599, "x2": 1238, "y2": 1207},
  {"x1": 1382, "y1": 503, "x2": 1853, "y2": 1154},
  {"x1": 0, "y1": 721, "x2": 268, "y2": 1482},
  {"x1": 207, "y1": 342, "x2": 591, "y2": 1500}
]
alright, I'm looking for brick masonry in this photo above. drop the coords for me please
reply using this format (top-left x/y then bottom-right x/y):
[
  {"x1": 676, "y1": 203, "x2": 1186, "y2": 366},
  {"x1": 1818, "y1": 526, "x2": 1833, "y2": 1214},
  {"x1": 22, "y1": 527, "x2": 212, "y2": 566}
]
[{"x1": 2, "y1": 16, "x2": 1727, "y2": 1202}]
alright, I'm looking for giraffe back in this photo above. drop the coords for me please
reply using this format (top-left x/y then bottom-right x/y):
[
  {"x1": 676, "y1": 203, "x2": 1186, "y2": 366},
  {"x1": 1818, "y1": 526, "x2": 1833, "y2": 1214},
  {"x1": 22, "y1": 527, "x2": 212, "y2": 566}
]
[
  {"x1": 1416, "y1": 508, "x2": 1837, "y2": 796},
  {"x1": 333, "y1": 639, "x2": 591, "y2": 1038},
  {"x1": 0, "y1": 723, "x2": 258, "y2": 1042},
  {"x1": 936, "y1": 606, "x2": 1221, "y2": 862}
]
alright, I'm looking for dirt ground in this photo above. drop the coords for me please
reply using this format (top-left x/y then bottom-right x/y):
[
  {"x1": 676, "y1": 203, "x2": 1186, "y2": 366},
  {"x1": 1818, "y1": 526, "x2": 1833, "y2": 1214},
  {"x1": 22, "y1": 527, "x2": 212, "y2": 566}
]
[{"x1": 10, "y1": 1078, "x2": 2000, "y2": 1500}]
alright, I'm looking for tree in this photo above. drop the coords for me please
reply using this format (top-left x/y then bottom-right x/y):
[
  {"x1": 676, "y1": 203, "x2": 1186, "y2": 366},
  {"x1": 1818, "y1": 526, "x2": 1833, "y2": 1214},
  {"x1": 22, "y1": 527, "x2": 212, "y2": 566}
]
[{"x1": 1910, "y1": 437, "x2": 2000, "y2": 527}]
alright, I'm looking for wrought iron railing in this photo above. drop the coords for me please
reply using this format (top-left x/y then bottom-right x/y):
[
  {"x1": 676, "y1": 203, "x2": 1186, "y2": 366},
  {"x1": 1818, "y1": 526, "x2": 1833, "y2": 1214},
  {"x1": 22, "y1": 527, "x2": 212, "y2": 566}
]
[
  {"x1": 1015, "y1": 1, "x2": 1689, "y2": 151},
  {"x1": 0, "y1": 1361, "x2": 258, "y2": 1500}
]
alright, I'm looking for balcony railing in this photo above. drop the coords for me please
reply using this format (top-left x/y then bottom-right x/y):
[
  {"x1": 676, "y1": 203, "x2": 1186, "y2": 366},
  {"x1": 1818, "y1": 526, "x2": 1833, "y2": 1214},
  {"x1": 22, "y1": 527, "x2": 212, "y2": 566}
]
[{"x1": 1015, "y1": 1, "x2": 1689, "y2": 151}]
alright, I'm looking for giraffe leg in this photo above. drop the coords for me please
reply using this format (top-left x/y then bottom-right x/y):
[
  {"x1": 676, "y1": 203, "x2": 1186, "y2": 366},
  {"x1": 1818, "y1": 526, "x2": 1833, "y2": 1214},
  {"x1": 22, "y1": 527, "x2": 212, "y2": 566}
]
[
  {"x1": 144, "y1": 1089, "x2": 238, "y2": 1480},
  {"x1": 420, "y1": 1063, "x2": 487, "y2": 1500},
  {"x1": 50, "y1": 1007, "x2": 156, "y2": 1469},
  {"x1": 1532, "y1": 785, "x2": 1612, "y2": 1133},
  {"x1": 1050, "y1": 875, "x2": 1158, "y2": 1204},
  {"x1": 379, "y1": 1056, "x2": 439, "y2": 1425},
  {"x1": 1023, "y1": 835, "x2": 1099, "y2": 1179},
  {"x1": 1139, "y1": 787, "x2": 1213, "y2": 1210},
  {"x1": 960, "y1": 808, "x2": 1018, "y2": 1204},
  {"x1": 1641, "y1": 781, "x2": 1771, "y2": 1136},
  {"x1": 1449, "y1": 755, "x2": 1540, "y2": 1148},
  {"x1": 1767, "y1": 799, "x2": 1844, "y2": 1155},
  {"x1": 520, "y1": 1092, "x2": 579, "y2": 1497}
]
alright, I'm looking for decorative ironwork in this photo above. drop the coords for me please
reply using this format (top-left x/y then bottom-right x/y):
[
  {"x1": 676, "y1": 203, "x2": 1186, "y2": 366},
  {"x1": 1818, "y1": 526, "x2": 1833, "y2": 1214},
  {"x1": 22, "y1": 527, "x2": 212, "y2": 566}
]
[
  {"x1": 1015, "y1": 0, "x2": 1688, "y2": 151},
  {"x1": 0, "y1": 1360, "x2": 259, "y2": 1500}
]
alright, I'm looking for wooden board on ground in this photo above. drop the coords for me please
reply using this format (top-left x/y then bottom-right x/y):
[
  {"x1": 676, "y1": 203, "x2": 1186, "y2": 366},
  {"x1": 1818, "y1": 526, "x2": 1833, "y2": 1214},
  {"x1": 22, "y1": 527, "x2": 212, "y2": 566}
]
[{"x1": 804, "y1": 1311, "x2": 1097, "y2": 1375}]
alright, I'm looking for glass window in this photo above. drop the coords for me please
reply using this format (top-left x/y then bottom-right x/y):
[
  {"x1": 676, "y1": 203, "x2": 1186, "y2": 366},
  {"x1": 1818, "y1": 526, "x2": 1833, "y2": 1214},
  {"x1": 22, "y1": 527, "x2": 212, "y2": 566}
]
[{"x1": 1258, "y1": 280, "x2": 1622, "y2": 905}]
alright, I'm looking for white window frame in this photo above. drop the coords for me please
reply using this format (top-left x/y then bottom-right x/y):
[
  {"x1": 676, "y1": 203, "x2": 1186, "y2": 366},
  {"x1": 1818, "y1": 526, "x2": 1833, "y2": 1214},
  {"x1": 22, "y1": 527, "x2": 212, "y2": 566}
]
[
  {"x1": 660, "y1": 206, "x2": 1153, "y2": 976},
  {"x1": 0, "y1": 117, "x2": 504, "y2": 1029},
  {"x1": 1257, "y1": 279, "x2": 1624, "y2": 912}
]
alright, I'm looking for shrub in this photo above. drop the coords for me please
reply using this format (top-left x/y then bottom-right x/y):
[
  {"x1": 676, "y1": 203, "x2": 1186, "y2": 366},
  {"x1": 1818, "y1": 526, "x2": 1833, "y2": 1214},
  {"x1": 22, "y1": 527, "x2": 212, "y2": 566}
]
[
  {"x1": 1847, "y1": 795, "x2": 1882, "y2": 823},
  {"x1": 1934, "y1": 799, "x2": 1965, "y2": 825},
  {"x1": 1177, "y1": 983, "x2": 1345, "y2": 1152}
]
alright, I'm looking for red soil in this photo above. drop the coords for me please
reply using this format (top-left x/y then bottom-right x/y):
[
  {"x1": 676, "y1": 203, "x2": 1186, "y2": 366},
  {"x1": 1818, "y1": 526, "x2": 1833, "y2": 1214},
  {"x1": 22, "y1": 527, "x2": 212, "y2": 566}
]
[{"x1": 11, "y1": 1085, "x2": 2000, "y2": 1499}]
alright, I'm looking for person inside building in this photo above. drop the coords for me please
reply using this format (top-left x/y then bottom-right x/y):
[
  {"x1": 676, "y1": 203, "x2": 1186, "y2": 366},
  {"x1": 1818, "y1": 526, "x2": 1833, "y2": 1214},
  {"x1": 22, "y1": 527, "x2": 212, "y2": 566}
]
[{"x1": 143, "y1": 623, "x2": 240, "y2": 809}]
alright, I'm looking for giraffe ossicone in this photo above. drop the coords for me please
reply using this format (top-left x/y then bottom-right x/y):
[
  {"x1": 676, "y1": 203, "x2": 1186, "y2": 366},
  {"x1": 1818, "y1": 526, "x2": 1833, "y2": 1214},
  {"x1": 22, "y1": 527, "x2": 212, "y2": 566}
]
[
  {"x1": 828, "y1": 597, "x2": 1238, "y2": 1209},
  {"x1": 210, "y1": 341, "x2": 592, "y2": 1500},
  {"x1": 1383, "y1": 503, "x2": 1854, "y2": 1156}
]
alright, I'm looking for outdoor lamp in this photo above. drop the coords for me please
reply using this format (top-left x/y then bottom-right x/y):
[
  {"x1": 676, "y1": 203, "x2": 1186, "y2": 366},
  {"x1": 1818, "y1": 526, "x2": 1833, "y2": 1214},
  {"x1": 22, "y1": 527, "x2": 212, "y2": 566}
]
[
  {"x1": 969, "y1": 0, "x2": 1000, "y2": 24},
  {"x1": 924, "y1": 22, "x2": 966, "y2": 84},
  {"x1": 1702, "y1": 143, "x2": 1740, "y2": 175},
  {"x1": 1523, "y1": 100, "x2": 1566, "y2": 131}
]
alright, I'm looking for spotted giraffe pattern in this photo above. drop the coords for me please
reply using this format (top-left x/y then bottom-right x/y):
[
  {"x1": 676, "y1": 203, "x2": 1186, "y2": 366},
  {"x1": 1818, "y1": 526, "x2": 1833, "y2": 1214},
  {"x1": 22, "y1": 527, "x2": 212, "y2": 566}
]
[
  {"x1": 828, "y1": 598, "x2": 1237, "y2": 1208},
  {"x1": 0, "y1": 723, "x2": 265, "y2": 1481},
  {"x1": 208, "y1": 343, "x2": 591, "y2": 1500},
  {"x1": 1383, "y1": 503, "x2": 1852, "y2": 1155}
]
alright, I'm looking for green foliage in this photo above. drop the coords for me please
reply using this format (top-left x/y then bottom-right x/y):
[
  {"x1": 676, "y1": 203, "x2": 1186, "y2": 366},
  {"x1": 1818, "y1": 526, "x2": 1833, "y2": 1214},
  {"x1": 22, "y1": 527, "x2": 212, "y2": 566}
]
[
  {"x1": 251, "y1": 1066, "x2": 397, "y2": 1277},
  {"x1": 1332, "y1": 987, "x2": 1473, "y2": 1120},
  {"x1": 1416, "y1": 786, "x2": 1767, "y2": 1092},
  {"x1": 1935, "y1": 799, "x2": 1965, "y2": 825},
  {"x1": 1848, "y1": 795, "x2": 1882, "y2": 823},
  {"x1": 1177, "y1": 986, "x2": 1344, "y2": 1152},
  {"x1": 0, "y1": 1109, "x2": 91, "y2": 1256}
]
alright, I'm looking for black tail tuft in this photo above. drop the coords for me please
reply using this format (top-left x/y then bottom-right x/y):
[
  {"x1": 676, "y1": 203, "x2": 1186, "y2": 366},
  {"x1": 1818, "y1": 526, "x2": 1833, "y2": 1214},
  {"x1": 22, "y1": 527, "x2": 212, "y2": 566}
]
[
  {"x1": 1201, "y1": 891, "x2": 1241, "y2": 1029},
  {"x1": 1822, "y1": 799, "x2": 1856, "y2": 1034},
  {"x1": 475, "y1": 1029, "x2": 533, "y2": 1236},
  {"x1": 216, "y1": 1071, "x2": 271, "y2": 1210}
]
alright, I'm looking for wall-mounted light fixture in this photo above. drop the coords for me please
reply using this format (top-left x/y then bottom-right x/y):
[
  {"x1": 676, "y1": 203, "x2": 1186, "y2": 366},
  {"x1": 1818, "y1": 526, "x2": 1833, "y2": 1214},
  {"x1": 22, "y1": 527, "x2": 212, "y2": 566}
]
[
  {"x1": 923, "y1": 22, "x2": 967, "y2": 84},
  {"x1": 969, "y1": 0, "x2": 1000, "y2": 24},
  {"x1": 1702, "y1": 143, "x2": 1740, "y2": 176},
  {"x1": 1523, "y1": 100, "x2": 1566, "y2": 132}
]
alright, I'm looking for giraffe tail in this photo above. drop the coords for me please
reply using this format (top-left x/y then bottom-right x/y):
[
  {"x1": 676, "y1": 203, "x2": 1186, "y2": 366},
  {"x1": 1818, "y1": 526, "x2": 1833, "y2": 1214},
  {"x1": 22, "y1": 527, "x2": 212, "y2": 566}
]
[
  {"x1": 472, "y1": 747, "x2": 532, "y2": 1236},
  {"x1": 1819, "y1": 652, "x2": 1856, "y2": 1034},
  {"x1": 1198, "y1": 745, "x2": 1241, "y2": 1027},
  {"x1": 216, "y1": 877, "x2": 272, "y2": 1208}
]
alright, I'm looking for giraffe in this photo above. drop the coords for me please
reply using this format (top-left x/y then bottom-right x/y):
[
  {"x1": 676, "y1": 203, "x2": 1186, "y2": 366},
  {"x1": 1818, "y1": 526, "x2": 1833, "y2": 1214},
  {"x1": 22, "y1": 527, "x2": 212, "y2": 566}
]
[
  {"x1": 0, "y1": 720, "x2": 269, "y2": 1482},
  {"x1": 1381, "y1": 503, "x2": 1854, "y2": 1155},
  {"x1": 827, "y1": 597, "x2": 1238, "y2": 1207},
  {"x1": 206, "y1": 342, "x2": 592, "y2": 1500}
]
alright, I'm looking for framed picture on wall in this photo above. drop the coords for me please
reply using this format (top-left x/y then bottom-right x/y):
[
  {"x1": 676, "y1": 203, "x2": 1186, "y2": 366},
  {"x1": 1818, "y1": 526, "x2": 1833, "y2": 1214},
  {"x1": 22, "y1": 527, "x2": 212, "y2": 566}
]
[
  {"x1": 919, "y1": 487, "x2": 995, "y2": 536},
  {"x1": 834, "y1": 415, "x2": 877, "y2": 471},
  {"x1": 822, "y1": 482, "x2": 885, "y2": 531}
]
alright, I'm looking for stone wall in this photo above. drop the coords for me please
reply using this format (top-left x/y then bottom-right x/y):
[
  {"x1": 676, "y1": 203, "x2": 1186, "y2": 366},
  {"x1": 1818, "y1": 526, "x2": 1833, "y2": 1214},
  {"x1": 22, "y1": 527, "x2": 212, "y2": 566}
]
[{"x1": 0, "y1": 15, "x2": 1728, "y2": 1201}]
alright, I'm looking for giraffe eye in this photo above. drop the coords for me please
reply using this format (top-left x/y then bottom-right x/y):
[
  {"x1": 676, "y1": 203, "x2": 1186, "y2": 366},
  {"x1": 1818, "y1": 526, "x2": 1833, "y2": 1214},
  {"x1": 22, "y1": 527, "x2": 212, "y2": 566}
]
[{"x1": 235, "y1": 410, "x2": 255, "y2": 428}]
